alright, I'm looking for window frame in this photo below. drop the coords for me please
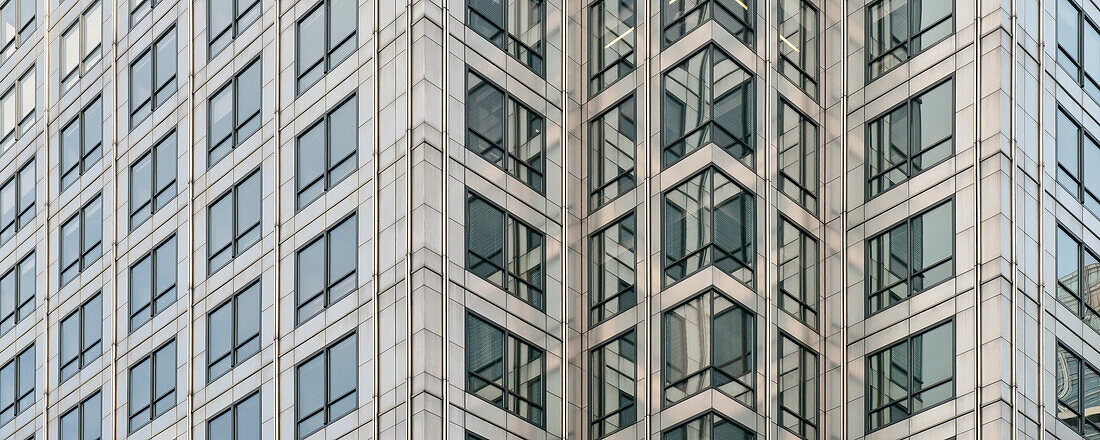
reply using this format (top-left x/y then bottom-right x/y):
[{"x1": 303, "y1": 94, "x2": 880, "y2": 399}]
[
  {"x1": 206, "y1": 168, "x2": 262, "y2": 274},
  {"x1": 464, "y1": 191, "x2": 546, "y2": 310},
  {"x1": 60, "y1": 96, "x2": 103, "y2": 191},
  {"x1": 661, "y1": 0, "x2": 754, "y2": 49},
  {"x1": 1055, "y1": 107, "x2": 1100, "y2": 216},
  {"x1": 207, "y1": 278, "x2": 261, "y2": 382},
  {"x1": 778, "y1": 332, "x2": 818, "y2": 439},
  {"x1": 589, "y1": 328, "x2": 637, "y2": 439},
  {"x1": 588, "y1": 211, "x2": 636, "y2": 326},
  {"x1": 129, "y1": 0, "x2": 158, "y2": 26},
  {"x1": 207, "y1": 57, "x2": 262, "y2": 167},
  {"x1": 60, "y1": 1, "x2": 102, "y2": 92},
  {"x1": 777, "y1": 0, "x2": 819, "y2": 97},
  {"x1": 777, "y1": 215, "x2": 818, "y2": 329},
  {"x1": 0, "y1": 65, "x2": 35, "y2": 148},
  {"x1": 777, "y1": 98, "x2": 818, "y2": 213},
  {"x1": 0, "y1": 158, "x2": 34, "y2": 244},
  {"x1": 464, "y1": 69, "x2": 547, "y2": 194},
  {"x1": 295, "y1": 0, "x2": 358, "y2": 94},
  {"x1": 294, "y1": 212, "x2": 358, "y2": 325},
  {"x1": 127, "y1": 339, "x2": 176, "y2": 433},
  {"x1": 59, "y1": 391, "x2": 101, "y2": 440},
  {"x1": 294, "y1": 93, "x2": 358, "y2": 210},
  {"x1": 295, "y1": 331, "x2": 358, "y2": 440},
  {"x1": 129, "y1": 26, "x2": 177, "y2": 128},
  {"x1": 0, "y1": 344, "x2": 34, "y2": 426},
  {"x1": 1055, "y1": 224, "x2": 1100, "y2": 335},
  {"x1": 588, "y1": 94, "x2": 636, "y2": 210},
  {"x1": 0, "y1": 0, "x2": 36, "y2": 60},
  {"x1": 588, "y1": 0, "x2": 636, "y2": 95},
  {"x1": 59, "y1": 292, "x2": 102, "y2": 383},
  {"x1": 865, "y1": 0, "x2": 955, "y2": 81},
  {"x1": 128, "y1": 234, "x2": 176, "y2": 332},
  {"x1": 465, "y1": 0, "x2": 546, "y2": 76},
  {"x1": 1057, "y1": 0, "x2": 1100, "y2": 104},
  {"x1": 865, "y1": 318, "x2": 955, "y2": 433},
  {"x1": 208, "y1": 0, "x2": 262, "y2": 59},
  {"x1": 660, "y1": 411, "x2": 755, "y2": 439},
  {"x1": 865, "y1": 198, "x2": 955, "y2": 316},
  {"x1": 464, "y1": 311, "x2": 546, "y2": 427},
  {"x1": 0, "y1": 251, "x2": 32, "y2": 335},
  {"x1": 207, "y1": 389, "x2": 261, "y2": 440},
  {"x1": 59, "y1": 194, "x2": 102, "y2": 287},
  {"x1": 129, "y1": 131, "x2": 178, "y2": 230}
]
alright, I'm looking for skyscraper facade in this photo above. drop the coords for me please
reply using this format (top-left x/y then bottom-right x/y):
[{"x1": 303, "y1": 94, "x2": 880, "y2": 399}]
[{"x1": 0, "y1": 0, "x2": 1090, "y2": 439}]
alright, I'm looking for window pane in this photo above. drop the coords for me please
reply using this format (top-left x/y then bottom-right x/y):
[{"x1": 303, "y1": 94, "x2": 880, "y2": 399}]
[
  {"x1": 83, "y1": 197, "x2": 102, "y2": 262},
  {"x1": 60, "y1": 312, "x2": 79, "y2": 371},
  {"x1": 62, "y1": 27, "x2": 79, "y2": 76},
  {"x1": 207, "y1": 408, "x2": 232, "y2": 440},
  {"x1": 84, "y1": 3, "x2": 101, "y2": 61},
  {"x1": 131, "y1": 152, "x2": 152, "y2": 217},
  {"x1": 296, "y1": 238, "x2": 324, "y2": 319},
  {"x1": 83, "y1": 394, "x2": 101, "y2": 440},
  {"x1": 1057, "y1": 111, "x2": 1080, "y2": 189},
  {"x1": 508, "y1": 218, "x2": 543, "y2": 307},
  {"x1": 911, "y1": 322, "x2": 953, "y2": 411},
  {"x1": 910, "y1": 80, "x2": 953, "y2": 171},
  {"x1": 467, "y1": 196, "x2": 504, "y2": 286},
  {"x1": 868, "y1": 223, "x2": 908, "y2": 313},
  {"x1": 84, "y1": 295, "x2": 101, "y2": 356},
  {"x1": 1057, "y1": 0, "x2": 1079, "y2": 66},
  {"x1": 506, "y1": 0, "x2": 543, "y2": 73},
  {"x1": 466, "y1": 315, "x2": 504, "y2": 406},
  {"x1": 236, "y1": 394, "x2": 261, "y2": 440},
  {"x1": 468, "y1": 0, "x2": 504, "y2": 46},
  {"x1": 664, "y1": 293, "x2": 709, "y2": 404},
  {"x1": 589, "y1": 0, "x2": 635, "y2": 93},
  {"x1": 1058, "y1": 346, "x2": 1081, "y2": 427},
  {"x1": 869, "y1": 0, "x2": 908, "y2": 76},
  {"x1": 296, "y1": 6, "x2": 324, "y2": 85},
  {"x1": 131, "y1": 51, "x2": 151, "y2": 116},
  {"x1": 236, "y1": 61, "x2": 262, "y2": 141},
  {"x1": 208, "y1": 301, "x2": 232, "y2": 377},
  {"x1": 868, "y1": 343, "x2": 908, "y2": 430},
  {"x1": 590, "y1": 214, "x2": 635, "y2": 324},
  {"x1": 296, "y1": 122, "x2": 325, "y2": 204},
  {"x1": 663, "y1": 49, "x2": 709, "y2": 166},
  {"x1": 83, "y1": 100, "x2": 102, "y2": 161},
  {"x1": 590, "y1": 331, "x2": 636, "y2": 437},
  {"x1": 154, "y1": 237, "x2": 176, "y2": 308},
  {"x1": 330, "y1": 0, "x2": 357, "y2": 46},
  {"x1": 129, "y1": 358, "x2": 150, "y2": 415},
  {"x1": 911, "y1": 202, "x2": 953, "y2": 291},
  {"x1": 236, "y1": 283, "x2": 260, "y2": 359},
  {"x1": 154, "y1": 30, "x2": 176, "y2": 103},
  {"x1": 1058, "y1": 228, "x2": 1081, "y2": 310},
  {"x1": 327, "y1": 336, "x2": 357, "y2": 418},
  {"x1": 130, "y1": 256, "x2": 151, "y2": 327},
  {"x1": 155, "y1": 135, "x2": 177, "y2": 208},
  {"x1": 466, "y1": 73, "x2": 505, "y2": 166},
  {"x1": 507, "y1": 336, "x2": 543, "y2": 425},
  {"x1": 327, "y1": 97, "x2": 357, "y2": 184},
  {"x1": 507, "y1": 101, "x2": 543, "y2": 191},
  {"x1": 208, "y1": 195, "x2": 232, "y2": 265},
  {"x1": 154, "y1": 342, "x2": 175, "y2": 401},
  {"x1": 296, "y1": 355, "x2": 325, "y2": 427},
  {"x1": 589, "y1": 96, "x2": 636, "y2": 208},
  {"x1": 209, "y1": 86, "x2": 233, "y2": 163},
  {"x1": 327, "y1": 216, "x2": 357, "y2": 300}
]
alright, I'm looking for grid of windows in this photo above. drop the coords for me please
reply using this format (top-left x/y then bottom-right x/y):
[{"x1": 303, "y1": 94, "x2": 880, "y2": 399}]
[
  {"x1": 207, "y1": 169, "x2": 261, "y2": 273},
  {"x1": 1057, "y1": 0, "x2": 1100, "y2": 104},
  {"x1": 60, "y1": 96, "x2": 103, "y2": 190},
  {"x1": 60, "y1": 1, "x2": 102, "y2": 92},
  {"x1": 295, "y1": 333, "x2": 356, "y2": 439},
  {"x1": 0, "y1": 66, "x2": 35, "y2": 149},
  {"x1": 589, "y1": 95, "x2": 635, "y2": 209},
  {"x1": 59, "y1": 293, "x2": 102, "y2": 382},
  {"x1": 129, "y1": 235, "x2": 176, "y2": 331},
  {"x1": 866, "y1": 199, "x2": 953, "y2": 315},
  {"x1": 662, "y1": 0, "x2": 753, "y2": 49},
  {"x1": 1055, "y1": 344, "x2": 1100, "y2": 437},
  {"x1": 778, "y1": 0, "x2": 818, "y2": 96},
  {"x1": 466, "y1": 192, "x2": 545, "y2": 309},
  {"x1": 589, "y1": 0, "x2": 635, "y2": 95},
  {"x1": 208, "y1": 58, "x2": 262, "y2": 166},
  {"x1": 208, "y1": 391, "x2": 260, "y2": 440},
  {"x1": 778, "y1": 334, "x2": 817, "y2": 439},
  {"x1": 663, "y1": 289, "x2": 754, "y2": 407},
  {"x1": 866, "y1": 0, "x2": 953, "y2": 80},
  {"x1": 60, "y1": 195, "x2": 102, "y2": 286},
  {"x1": 0, "y1": 159, "x2": 32, "y2": 244},
  {"x1": 296, "y1": 0, "x2": 356, "y2": 93},
  {"x1": 1056, "y1": 108, "x2": 1100, "y2": 216},
  {"x1": 866, "y1": 78, "x2": 953, "y2": 198},
  {"x1": 778, "y1": 217, "x2": 817, "y2": 328},
  {"x1": 129, "y1": 27, "x2": 176, "y2": 128},
  {"x1": 778, "y1": 99, "x2": 817, "y2": 212},
  {"x1": 590, "y1": 330, "x2": 636, "y2": 438},
  {"x1": 129, "y1": 132, "x2": 177, "y2": 229},
  {"x1": 663, "y1": 45, "x2": 754, "y2": 168},
  {"x1": 59, "y1": 391, "x2": 101, "y2": 440},
  {"x1": 466, "y1": 312, "x2": 546, "y2": 426},
  {"x1": 208, "y1": 280, "x2": 260, "y2": 381},
  {"x1": 866, "y1": 320, "x2": 954, "y2": 431},
  {"x1": 466, "y1": 70, "x2": 545, "y2": 193},
  {"x1": 663, "y1": 412, "x2": 754, "y2": 440},
  {"x1": 589, "y1": 213, "x2": 635, "y2": 326},
  {"x1": 466, "y1": 0, "x2": 545, "y2": 75},
  {"x1": 128, "y1": 340, "x2": 176, "y2": 432},
  {"x1": 296, "y1": 95, "x2": 357, "y2": 210},
  {"x1": 663, "y1": 167, "x2": 754, "y2": 287},
  {"x1": 0, "y1": 251, "x2": 32, "y2": 335},
  {"x1": 295, "y1": 214, "x2": 356, "y2": 324},
  {"x1": 0, "y1": 344, "x2": 34, "y2": 426},
  {"x1": 0, "y1": 0, "x2": 35, "y2": 62},
  {"x1": 209, "y1": 0, "x2": 261, "y2": 58},
  {"x1": 1056, "y1": 226, "x2": 1100, "y2": 334}
]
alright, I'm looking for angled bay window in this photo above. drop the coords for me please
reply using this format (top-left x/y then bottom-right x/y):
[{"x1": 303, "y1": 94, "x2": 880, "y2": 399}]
[
  {"x1": 296, "y1": 0, "x2": 356, "y2": 93},
  {"x1": 663, "y1": 412, "x2": 754, "y2": 440},
  {"x1": 209, "y1": 0, "x2": 261, "y2": 58},
  {"x1": 0, "y1": 159, "x2": 34, "y2": 244},
  {"x1": 466, "y1": 71, "x2": 545, "y2": 193},
  {"x1": 466, "y1": 0, "x2": 545, "y2": 75},
  {"x1": 208, "y1": 280, "x2": 260, "y2": 381},
  {"x1": 466, "y1": 313, "x2": 545, "y2": 426},
  {"x1": 129, "y1": 235, "x2": 176, "y2": 331},
  {"x1": 867, "y1": 320, "x2": 954, "y2": 431},
  {"x1": 589, "y1": 0, "x2": 635, "y2": 94},
  {"x1": 589, "y1": 95, "x2": 635, "y2": 209},
  {"x1": 1056, "y1": 226, "x2": 1100, "y2": 333},
  {"x1": 867, "y1": 0, "x2": 953, "y2": 80},
  {"x1": 60, "y1": 195, "x2": 102, "y2": 286},
  {"x1": 129, "y1": 132, "x2": 177, "y2": 229},
  {"x1": 208, "y1": 391, "x2": 260, "y2": 440},
  {"x1": 0, "y1": 252, "x2": 32, "y2": 335},
  {"x1": 779, "y1": 334, "x2": 817, "y2": 439},
  {"x1": 207, "y1": 169, "x2": 261, "y2": 273},
  {"x1": 1056, "y1": 108, "x2": 1100, "y2": 216},
  {"x1": 208, "y1": 58, "x2": 261, "y2": 167},
  {"x1": 0, "y1": 0, "x2": 35, "y2": 62},
  {"x1": 663, "y1": 46, "x2": 754, "y2": 168},
  {"x1": 662, "y1": 0, "x2": 752, "y2": 48},
  {"x1": 296, "y1": 95, "x2": 357, "y2": 210},
  {"x1": 1, "y1": 66, "x2": 36, "y2": 150},
  {"x1": 778, "y1": 100, "x2": 817, "y2": 212},
  {"x1": 60, "y1": 96, "x2": 103, "y2": 190},
  {"x1": 663, "y1": 289, "x2": 754, "y2": 407},
  {"x1": 128, "y1": 340, "x2": 176, "y2": 432},
  {"x1": 590, "y1": 330, "x2": 636, "y2": 438},
  {"x1": 663, "y1": 167, "x2": 754, "y2": 287},
  {"x1": 0, "y1": 344, "x2": 33, "y2": 426},
  {"x1": 1056, "y1": 344, "x2": 1100, "y2": 436},
  {"x1": 60, "y1": 293, "x2": 102, "y2": 382},
  {"x1": 466, "y1": 192, "x2": 545, "y2": 309},
  {"x1": 866, "y1": 78, "x2": 953, "y2": 198},
  {"x1": 59, "y1": 391, "x2": 101, "y2": 440},
  {"x1": 60, "y1": 1, "x2": 102, "y2": 92},
  {"x1": 778, "y1": 217, "x2": 817, "y2": 327},
  {"x1": 866, "y1": 200, "x2": 953, "y2": 315},
  {"x1": 778, "y1": 0, "x2": 818, "y2": 96},
  {"x1": 590, "y1": 213, "x2": 635, "y2": 325},
  {"x1": 129, "y1": 27, "x2": 176, "y2": 128},
  {"x1": 1057, "y1": 0, "x2": 1100, "y2": 103},
  {"x1": 295, "y1": 214, "x2": 357, "y2": 324},
  {"x1": 295, "y1": 333, "x2": 356, "y2": 439}
]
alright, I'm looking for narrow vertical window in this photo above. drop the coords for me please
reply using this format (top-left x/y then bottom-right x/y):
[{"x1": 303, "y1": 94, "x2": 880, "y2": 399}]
[
  {"x1": 128, "y1": 340, "x2": 176, "y2": 432},
  {"x1": 208, "y1": 58, "x2": 262, "y2": 167},
  {"x1": 867, "y1": 320, "x2": 954, "y2": 431},
  {"x1": 866, "y1": 200, "x2": 953, "y2": 314},
  {"x1": 0, "y1": 159, "x2": 34, "y2": 243},
  {"x1": 208, "y1": 280, "x2": 261, "y2": 381},
  {"x1": 60, "y1": 195, "x2": 102, "y2": 286},
  {"x1": 208, "y1": 0, "x2": 262, "y2": 58},
  {"x1": 867, "y1": 78, "x2": 953, "y2": 198},
  {"x1": 589, "y1": 96, "x2": 635, "y2": 209},
  {"x1": 60, "y1": 97, "x2": 103, "y2": 190},
  {"x1": 1056, "y1": 344, "x2": 1100, "y2": 436},
  {"x1": 778, "y1": 100, "x2": 818, "y2": 212},
  {"x1": 466, "y1": 192, "x2": 545, "y2": 309},
  {"x1": 295, "y1": 333, "x2": 357, "y2": 439},
  {"x1": 589, "y1": 213, "x2": 635, "y2": 325},
  {"x1": 1057, "y1": 0, "x2": 1100, "y2": 103},
  {"x1": 662, "y1": 0, "x2": 753, "y2": 48},
  {"x1": 663, "y1": 167, "x2": 755, "y2": 287},
  {"x1": 0, "y1": 252, "x2": 32, "y2": 336},
  {"x1": 60, "y1": 2, "x2": 102, "y2": 92},
  {"x1": 1056, "y1": 108, "x2": 1100, "y2": 216},
  {"x1": 778, "y1": 0, "x2": 818, "y2": 96},
  {"x1": 295, "y1": 0, "x2": 357, "y2": 93},
  {"x1": 867, "y1": 0, "x2": 953, "y2": 80},
  {"x1": 129, "y1": 27, "x2": 176, "y2": 128},
  {"x1": 0, "y1": 0, "x2": 34, "y2": 62},
  {"x1": 59, "y1": 293, "x2": 102, "y2": 382},
  {"x1": 0, "y1": 344, "x2": 34, "y2": 426},
  {"x1": 207, "y1": 391, "x2": 261, "y2": 440},
  {"x1": 207, "y1": 169, "x2": 262, "y2": 273},
  {"x1": 16, "y1": 66, "x2": 33, "y2": 137},
  {"x1": 590, "y1": 330, "x2": 636, "y2": 438},
  {"x1": 0, "y1": 65, "x2": 29, "y2": 150},
  {"x1": 778, "y1": 217, "x2": 817, "y2": 327},
  {"x1": 663, "y1": 290, "x2": 754, "y2": 407},
  {"x1": 778, "y1": 334, "x2": 817, "y2": 439},
  {"x1": 589, "y1": 0, "x2": 635, "y2": 94},
  {"x1": 295, "y1": 214, "x2": 357, "y2": 324},
  {"x1": 60, "y1": 391, "x2": 101, "y2": 440},
  {"x1": 129, "y1": 235, "x2": 177, "y2": 331},
  {"x1": 466, "y1": 313, "x2": 545, "y2": 426},
  {"x1": 295, "y1": 95, "x2": 357, "y2": 209},
  {"x1": 1055, "y1": 226, "x2": 1100, "y2": 335},
  {"x1": 129, "y1": 132, "x2": 178, "y2": 229},
  {"x1": 466, "y1": 71, "x2": 545, "y2": 193}
]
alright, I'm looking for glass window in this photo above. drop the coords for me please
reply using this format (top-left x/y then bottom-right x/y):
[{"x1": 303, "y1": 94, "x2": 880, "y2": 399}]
[
  {"x1": 208, "y1": 391, "x2": 261, "y2": 440},
  {"x1": 130, "y1": 0, "x2": 157, "y2": 25},
  {"x1": 466, "y1": 313, "x2": 544, "y2": 426},
  {"x1": 60, "y1": 195, "x2": 102, "y2": 286},
  {"x1": 16, "y1": 67, "x2": 33, "y2": 135},
  {"x1": 778, "y1": 100, "x2": 817, "y2": 212},
  {"x1": 60, "y1": 2, "x2": 101, "y2": 92},
  {"x1": 296, "y1": 95, "x2": 357, "y2": 209},
  {"x1": 295, "y1": 333, "x2": 357, "y2": 439},
  {"x1": 207, "y1": 169, "x2": 262, "y2": 273},
  {"x1": 589, "y1": 96, "x2": 636, "y2": 209},
  {"x1": 296, "y1": 214, "x2": 357, "y2": 324},
  {"x1": 60, "y1": 97, "x2": 103, "y2": 191},
  {"x1": 590, "y1": 330, "x2": 636, "y2": 438},
  {"x1": 1056, "y1": 108, "x2": 1100, "y2": 216},
  {"x1": 60, "y1": 293, "x2": 101, "y2": 382},
  {"x1": 589, "y1": 213, "x2": 635, "y2": 325},
  {"x1": 296, "y1": 0, "x2": 357, "y2": 93},
  {"x1": 778, "y1": 217, "x2": 817, "y2": 327},
  {"x1": 208, "y1": 280, "x2": 261, "y2": 381},
  {"x1": 60, "y1": 391, "x2": 101, "y2": 440},
  {"x1": 663, "y1": 290, "x2": 754, "y2": 407},
  {"x1": 0, "y1": 252, "x2": 31, "y2": 336},
  {"x1": 0, "y1": 159, "x2": 34, "y2": 244},
  {"x1": 663, "y1": 412, "x2": 754, "y2": 440},
  {"x1": 1058, "y1": 0, "x2": 1100, "y2": 103},
  {"x1": 663, "y1": 45, "x2": 754, "y2": 168},
  {"x1": 466, "y1": 71, "x2": 545, "y2": 193},
  {"x1": 467, "y1": 0, "x2": 544, "y2": 75},
  {"x1": 466, "y1": 192, "x2": 545, "y2": 309},
  {"x1": 1056, "y1": 226, "x2": 1100, "y2": 333},
  {"x1": 663, "y1": 167, "x2": 755, "y2": 287},
  {"x1": 662, "y1": 0, "x2": 753, "y2": 48},
  {"x1": 129, "y1": 235, "x2": 176, "y2": 331},
  {"x1": 130, "y1": 132, "x2": 177, "y2": 229},
  {"x1": 129, "y1": 27, "x2": 176, "y2": 128},
  {"x1": 867, "y1": 78, "x2": 953, "y2": 198},
  {"x1": 778, "y1": 0, "x2": 818, "y2": 96},
  {"x1": 867, "y1": 0, "x2": 953, "y2": 80},
  {"x1": 0, "y1": 344, "x2": 34, "y2": 426},
  {"x1": 867, "y1": 320, "x2": 953, "y2": 431},
  {"x1": 779, "y1": 334, "x2": 817, "y2": 439},
  {"x1": 589, "y1": 0, "x2": 635, "y2": 94},
  {"x1": 866, "y1": 200, "x2": 953, "y2": 314},
  {"x1": 1057, "y1": 344, "x2": 1100, "y2": 436},
  {"x1": 0, "y1": 0, "x2": 33, "y2": 61},
  {"x1": 208, "y1": 58, "x2": 262, "y2": 167},
  {"x1": 128, "y1": 340, "x2": 176, "y2": 432},
  {"x1": 0, "y1": 65, "x2": 33, "y2": 150},
  {"x1": 209, "y1": 0, "x2": 261, "y2": 58}
]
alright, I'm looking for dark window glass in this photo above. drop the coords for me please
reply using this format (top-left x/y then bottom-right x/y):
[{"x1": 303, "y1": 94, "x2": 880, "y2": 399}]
[
  {"x1": 60, "y1": 97, "x2": 103, "y2": 190},
  {"x1": 208, "y1": 280, "x2": 261, "y2": 381},
  {"x1": 60, "y1": 391, "x2": 101, "y2": 440},
  {"x1": 128, "y1": 340, "x2": 176, "y2": 432},
  {"x1": 663, "y1": 45, "x2": 754, "y2": 168},
  {"x1": 466, "y1": 71, "x2": 545, "y2": 193},
  {"x1": 296, "y1": 95, "x2": 357, "y2": 209},
  {"x1": 1056, "y1": 226, "x2": 1100, "y2": 333},
  {"x1": 589, "y1": 0, "x2": 635, "y2": 94},
  {"x1": 663, "y1": 412, "x2": 754, "y2": 440},
  {"x1": 60, "y1": 293, "x2": 102, "y2": 382},
  {"x1": 465, "y1": 192, "x2": 545, "y2": 309},
  {"x1": 662, "y1": 0, "x2": 753, "y2": 48},
  {"x1": 778, "y1": 100, "x2": 817, "y2": 212},
  {"x1": 779, "y1": 334, "x2": 817, "y2": 439},
  {"x1": 867, "y1": 0, "x2": 954, "y2": 80},
  {"x1": 663, "y1": 290, "x2": 754, "y2": 407},
  {"x1": 467, "y1": 0, "x2": 544, "y2": 75},
  {"x1": 1056, "y1": 109, "x2": 1100, "y2": 216},
  {"x1": 60, "y1": 195, "x2": 102, "y2": 286},
  {"x1": 130, "y1": 132, "x2": 177, "y2": 229},
  {"x1": 295, "y1": 214, "x2": 357, "y2": 324},
  {"x1": 663, "y1": 167, "x2": 754, "y2": 287},
  {"x1": 866, "y1": 200, "x2": 953, "y2": 314},
  {"x1": 60, "y1": 2, "x2": 101, "y2": 92},
  {"x1": 1057, "y1": 0, "x2": 1100, "y2": 103},
  {"x1": 0, "y1": 344, "x2": 34, "y2": 426},
  {"x1": 0, "y1": 252, "x2": 30, "y2": 338},
  {"x1": 295, "y1": 333, "x2": 357, "y2": 439},
  {"x1": 208, "y1": 59, "x2": 262, "y2": 167},
  {"x1": 1057, "y1": 344, "x2": 1100, "y2": 436},
  {"x1": 129, "y1": 27, "x2": 176, "y2": 128},
  {"x1": 129, "y1": 235, "x2": 177, "y2": 331},
  {"x1": 590, "y1": 330, "x2": 636, "y2": 438},
  {"x1": 209, "y1": 0, "x2": 261, "y2": 58},
  {"x1": 207, "y1": 169, "x2": 262, "y2": 273},
  {"x1": 296, "y1": 0, "x2": 357, "y2": 93},
  {"x1": 778, "y1": 217, "x2": 817, "y2": 327},
  {"x1": 207, "y1": 391, "x2": 260, "y2": 440},
  {"x1": 867, "y1": 78, "x2": 953, "y2": 198},
  {"x1": 867, "y1": 321, "x2": 954, "y2": 431},
  {"x1": 466, "y1": 313, "x2": 544, "y2": 426},
  {"x1": 589, "y1": 213, "x2": 635, "y2": 325},
  {"x1": 589, "y1": 96, "x2": 636, "y2": 209},
  {"x1": 778, "y1": 0, "x2": 818, "y2": 96}
]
